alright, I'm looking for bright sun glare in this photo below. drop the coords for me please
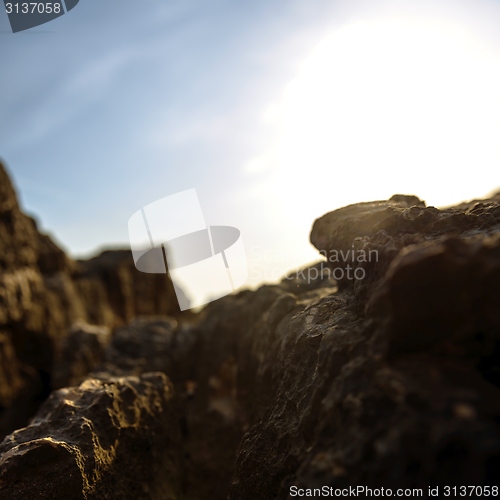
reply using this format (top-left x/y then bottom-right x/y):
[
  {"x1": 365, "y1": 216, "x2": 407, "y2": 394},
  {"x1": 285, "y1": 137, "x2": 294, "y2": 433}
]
[{"x1": 273, "y1": 15, "x2": 500, "y2": 227}]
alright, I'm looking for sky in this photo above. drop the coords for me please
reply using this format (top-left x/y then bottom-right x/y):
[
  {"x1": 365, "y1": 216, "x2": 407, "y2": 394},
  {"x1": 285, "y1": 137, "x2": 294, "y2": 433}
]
[{"x1": 1, "y1": 0, "x2": 500, "y2": 294}]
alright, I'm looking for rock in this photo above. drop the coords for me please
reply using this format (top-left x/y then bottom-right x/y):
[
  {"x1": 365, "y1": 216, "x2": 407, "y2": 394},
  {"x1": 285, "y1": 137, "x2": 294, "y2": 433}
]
[
  {"x1": 52, "y1": 322, "x2": 111, "y2": 389},
  {"x1": 0, "y1": 373, "x2": 181, "y2": 500},
  {"x1": 29, "y1": 191, "x2": 500, "y2": 498},
  {"x1": 226, "y1": 194, "x2": 500, "y2": 497},
  {"x1": 371, "y1": 232, "x2": 500, "y2": 359},
  {"x1": 74, "y1": 250, "x2": 184, "y2": 326},
  {"x1": 95, "y1": 317, "x2": 179, "y2": 377},
  {"x1": 1, "y1": 169, "x2": 500, "y2": 498},
  {"x1": 0, "y1": 161, "x2": 181, "y2": 439},
  {"x1": 310, "y1": 194, "x2": 426, "y2": 259},
  {"x1": 310, "y1": 192, "x2": 500, "y2": 307}
]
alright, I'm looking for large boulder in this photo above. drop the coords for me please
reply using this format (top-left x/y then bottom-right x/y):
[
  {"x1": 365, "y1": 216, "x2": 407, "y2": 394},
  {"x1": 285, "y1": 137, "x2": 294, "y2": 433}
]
[{"x1": 310, "y1": 192, "x2": 500, "y2": 306}]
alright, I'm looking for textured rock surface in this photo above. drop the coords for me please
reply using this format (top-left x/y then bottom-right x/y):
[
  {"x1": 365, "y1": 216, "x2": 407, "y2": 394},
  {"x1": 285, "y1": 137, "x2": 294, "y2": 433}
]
[
  {"x1": 0, "y1": 373, "x2": 181, "y2": 499},
  {"x1": 1, "y1": 158, "x2": 500, "y2": 499},
  {"x1": 0, "y1": 161, "x2": 180, "y2": 438}
]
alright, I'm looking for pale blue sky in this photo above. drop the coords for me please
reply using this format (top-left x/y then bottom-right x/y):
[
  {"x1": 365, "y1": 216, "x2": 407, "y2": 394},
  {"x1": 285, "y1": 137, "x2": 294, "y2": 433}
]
[
  {"x1": 2, "y1": 0, "x2": 500, "y2": 289},
  {"x1": 1, "y1": 0, "x2": 345, "y2": 253}
]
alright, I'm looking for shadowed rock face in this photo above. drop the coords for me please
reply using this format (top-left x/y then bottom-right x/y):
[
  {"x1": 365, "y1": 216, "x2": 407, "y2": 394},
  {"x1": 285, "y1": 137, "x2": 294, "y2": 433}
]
[
  {"x1": 0, "y1": 161, "x2": 181, "y2": 439},
  {"x1": 1, "y1": 157, "x2": 499, "y2": 499}
]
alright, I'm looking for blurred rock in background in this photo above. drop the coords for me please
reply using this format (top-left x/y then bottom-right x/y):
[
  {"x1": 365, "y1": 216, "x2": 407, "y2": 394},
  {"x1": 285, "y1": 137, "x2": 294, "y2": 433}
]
[{"x1": 0, "y1": 161, "x2": 181, "y2": 439}]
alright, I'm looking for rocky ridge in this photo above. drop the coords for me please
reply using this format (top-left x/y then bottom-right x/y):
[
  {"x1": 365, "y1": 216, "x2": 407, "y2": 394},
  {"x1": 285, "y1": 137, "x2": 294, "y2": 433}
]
[{"x1": 0, "y1": 160, "x2": 499, "y2": 499}]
